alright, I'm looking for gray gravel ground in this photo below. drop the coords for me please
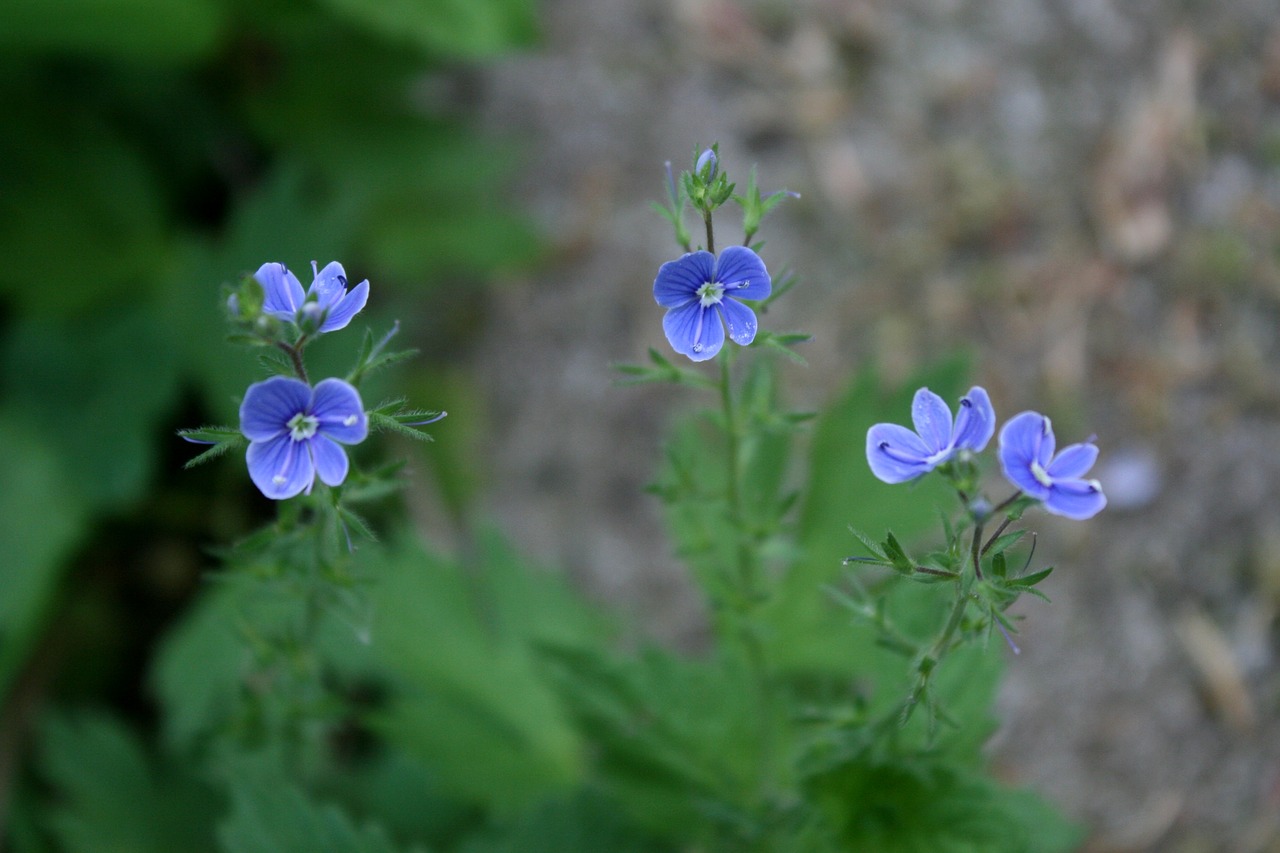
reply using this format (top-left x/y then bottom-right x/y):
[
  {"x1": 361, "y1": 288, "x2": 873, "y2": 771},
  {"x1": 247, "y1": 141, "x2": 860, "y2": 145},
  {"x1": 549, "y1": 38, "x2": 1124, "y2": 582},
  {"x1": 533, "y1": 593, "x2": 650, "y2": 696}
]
[{"x1": 456, "y1": 1, "x2": 1280, "y2": 849}]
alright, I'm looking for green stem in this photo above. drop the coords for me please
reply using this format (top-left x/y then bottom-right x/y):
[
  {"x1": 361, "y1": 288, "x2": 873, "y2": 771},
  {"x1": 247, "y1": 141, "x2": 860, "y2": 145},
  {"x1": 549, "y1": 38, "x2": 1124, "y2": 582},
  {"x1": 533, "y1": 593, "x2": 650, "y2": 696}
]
[
  {"x1": 277, "y1": 340, "x2": 310, "y2": 384},
  {"x1": 970, "y1": 520, "x2": 985, "y2": 581},
  {"x1": 717, "y1": 348, "x2": 774, "y2": 807},
  {"x1": 903, "y1": 579, "x2": 972, "y2": 724}
]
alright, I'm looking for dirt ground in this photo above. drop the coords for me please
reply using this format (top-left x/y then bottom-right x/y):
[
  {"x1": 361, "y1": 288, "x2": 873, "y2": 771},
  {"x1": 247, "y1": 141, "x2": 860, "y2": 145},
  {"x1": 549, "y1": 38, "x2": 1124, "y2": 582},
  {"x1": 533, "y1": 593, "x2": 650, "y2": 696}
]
[{"x1": 456, "y1": 1, "x2": 1280, "y2": 849}]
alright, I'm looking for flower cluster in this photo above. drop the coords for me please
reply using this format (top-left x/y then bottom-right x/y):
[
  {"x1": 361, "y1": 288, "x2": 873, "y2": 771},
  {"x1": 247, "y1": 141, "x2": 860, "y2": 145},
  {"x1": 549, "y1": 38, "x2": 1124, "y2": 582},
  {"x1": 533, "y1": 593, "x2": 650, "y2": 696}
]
[
  {"x1": 867, "y1": 387, "x2": 1106, "y2": 520},
  {"x1": 186, "y1": 259, "x2": 427, "y2": 501},
  {"x1": 231, "y1": 260, "x2": 372, "y2": 499}
]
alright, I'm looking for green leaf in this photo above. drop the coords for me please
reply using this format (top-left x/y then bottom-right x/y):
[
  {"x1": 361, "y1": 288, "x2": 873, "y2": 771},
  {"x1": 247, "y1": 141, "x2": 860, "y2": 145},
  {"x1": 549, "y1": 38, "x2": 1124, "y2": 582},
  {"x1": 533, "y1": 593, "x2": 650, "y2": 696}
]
[
  {"x1": 368, "y1": 534, "x2": 609, "y2": 813},
  {"x1": 0, "y1": 418, "x2": 87, "y2": 701},
  {"x1": 219, "y1": 778, "x2": 415, "y2": 853},
  {"x1": 803, "y1": 748, "x2": 1082, "y2": 853},
  {"x1": 540, "y1": 645, "x2": 770, "y2": 842},
  {"x1": 0, "y1": 112, "x2": 169, "y2": 315},
  {"x1": 0, "y1": 307, "x2": 181, "y2": 509},
  {"x1": 1008, "y1": 566, "x2": 1054, "y2": 588},
  {"x1": 34, "y1": 711, "x2": 223, "y2": 853},
  {"x1": 0, "y1": 0, "x2": 225, "y2": 62},
  {"x1": 315, "y1": 0, "x2": 538, "y2": 58},
  {"x1": 456, "y1": 791, "x2": 665, "y2": 853}
]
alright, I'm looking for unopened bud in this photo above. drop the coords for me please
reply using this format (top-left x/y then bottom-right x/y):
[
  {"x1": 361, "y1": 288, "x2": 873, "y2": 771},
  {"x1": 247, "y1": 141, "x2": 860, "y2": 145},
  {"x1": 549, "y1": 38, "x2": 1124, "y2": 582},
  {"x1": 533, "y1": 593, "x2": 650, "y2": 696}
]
[
  {"x1": 695, "y1": 147, "x2": 718, "y2": 180},
  {"x1": 297, "y1": 301, "x2": 326, "y2": 335}
]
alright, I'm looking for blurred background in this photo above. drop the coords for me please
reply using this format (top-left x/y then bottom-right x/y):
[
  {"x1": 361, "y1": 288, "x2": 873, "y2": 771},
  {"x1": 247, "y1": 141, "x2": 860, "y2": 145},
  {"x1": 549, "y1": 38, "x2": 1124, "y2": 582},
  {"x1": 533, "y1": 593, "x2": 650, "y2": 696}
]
[{"x1": 2, "y1": 0, "x2": 1279, "y2": 850}]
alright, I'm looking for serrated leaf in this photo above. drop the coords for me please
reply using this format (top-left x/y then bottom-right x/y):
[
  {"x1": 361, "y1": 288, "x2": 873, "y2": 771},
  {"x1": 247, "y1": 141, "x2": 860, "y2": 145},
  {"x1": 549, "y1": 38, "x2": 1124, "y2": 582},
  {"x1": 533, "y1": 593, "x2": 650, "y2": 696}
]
[
  {"x1": 218, "y1": 778, "x2": 413, "y2": 853},
  {"x1": 35, "y1": 711, "x2": 223, "y2": 853}
]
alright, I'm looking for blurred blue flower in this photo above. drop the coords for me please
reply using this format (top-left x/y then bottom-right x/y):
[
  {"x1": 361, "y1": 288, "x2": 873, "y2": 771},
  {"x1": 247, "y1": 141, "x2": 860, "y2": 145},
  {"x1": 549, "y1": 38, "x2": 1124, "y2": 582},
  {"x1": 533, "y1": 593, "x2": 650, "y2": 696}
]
[
  {"x1": 239, "y1": 376, "x2": 368, "y2": 500},
  {"x1": 253, "y1": 261, "x2": 370, "y2": 334},
  {"x1": 866, "y1": 387, "x2": 996, "y2": 483},
  {"x1": 695, "y1": 147, "x2": 718, "y2": 180},
  {"x1": 653, "y1": 246, "x2": 771, "y2": 362},
  {"x1": 998, "y1": 411, "x2": 1106, "y2": 519}
]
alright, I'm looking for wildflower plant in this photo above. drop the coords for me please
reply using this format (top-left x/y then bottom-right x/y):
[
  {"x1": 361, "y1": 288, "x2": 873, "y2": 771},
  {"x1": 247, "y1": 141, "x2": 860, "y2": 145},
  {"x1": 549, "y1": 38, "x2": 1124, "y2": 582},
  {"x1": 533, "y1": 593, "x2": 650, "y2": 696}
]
[
  {"x1": 177, "y1": 261, "x2": 443, "y2": 752},
  {"x1": 592, "y1": 147, "x2": 1102, "y2": 851}
]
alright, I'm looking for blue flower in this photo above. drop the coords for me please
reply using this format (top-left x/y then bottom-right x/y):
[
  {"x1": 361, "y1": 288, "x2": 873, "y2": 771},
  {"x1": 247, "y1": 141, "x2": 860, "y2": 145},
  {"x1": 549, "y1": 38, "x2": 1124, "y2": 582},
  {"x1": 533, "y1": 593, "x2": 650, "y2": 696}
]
[
  {"x1": 253, "y1": 261, "x2": 370, "y2": 334},
  {"x1": 866, "y1": 387, "x2": 996, "y2": 483},
  {"x1": 239, "y1": 376, "x2": 368, "y2": 500},
  {"x1": 653, "y1": 246, "x2": 771, "y2": 362},
  {"x1": 998, "y1": 411, "x2": 1106, "y2": 520},
  {"x1": 695, "y1": 147, "x2": 718, "y2": 180}
]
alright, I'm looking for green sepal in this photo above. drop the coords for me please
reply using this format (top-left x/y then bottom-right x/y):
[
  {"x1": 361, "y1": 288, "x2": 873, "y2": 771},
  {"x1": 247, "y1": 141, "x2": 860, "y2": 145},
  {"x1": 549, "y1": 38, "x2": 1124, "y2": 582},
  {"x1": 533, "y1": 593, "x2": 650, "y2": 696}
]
[
  {"x1": 734, "y1": 165, "x2": 796, "y2": 242},
  {"x1": 346, "y1": 323, "x2": 418, "y2": 386},
  {"x1": 760, "y1": 268, "x2": 797, "y2": 310},
  {"x1": 611, "y1": 348, "x2": 717, "y2": 390},
  {"x1": 753, "y1": 329, "x2": 811, "y2": 365},
  {"x1": 367, "y1": 399, "x2": 445, "y2": 443},
  {"x1": 882, "y1": 531, "x2": 914, "y2": 574},
  {"x1": 1008, "y1": 565, "x2": 1054, "y2": 589},
  {"x1": 990, "y1": 552, "x2": 1008, "y2": 579},
  {"x1": 177, "y1": 427, "x2": 245, "y2": 469}
]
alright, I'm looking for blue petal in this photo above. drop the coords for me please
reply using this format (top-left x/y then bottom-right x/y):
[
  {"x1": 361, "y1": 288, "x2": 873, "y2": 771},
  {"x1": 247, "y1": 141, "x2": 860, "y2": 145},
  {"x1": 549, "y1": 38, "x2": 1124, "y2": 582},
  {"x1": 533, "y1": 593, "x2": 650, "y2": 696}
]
[
  {"x1": 240, "y1": 376, "x2": 311, "y2": 441},
  {"x1": 951, "y1": 386, "x2": 995, "y2": 452},
  {"x1": 717, "y1": 297, "x2": 759, "y2": 346},
  {"x1": 308, "y1": 260, "x2": 348, "y2": 308},
  {"x1": 311, "y1": 378, "x2": 368, "y2": 444},
  {"x1": 319, "y1": 279, "x2": 369, "y2": 333},
  {"x1": 998, "y1": 411, "x2": 1052, "y2": 498},
  {"x1": 1047, "y1": 442, "x2": 1098, "y2": 480},
  {"x1": 715, "y1": 246, "x2": 771, "y2": 301},
  {"x1": 246, "y1": 434, "x2": 314, "y2": 499},
  {"x1": 255, "y1": 262, "x2": 305, "y2": 320},
  {"x1": 910, "y1": 388, "x2": 952, "y2": 454},
  {"x1": 654, "y1": 252, "x2": 715, "y2": 308},
  {"x1": 1043, "y1": 479, "x2": 1107, "y2": 520},
  {"x1": 866, "y1": 422, "x2": 934, "y2": 483},
  {"x1": 310, "y1": 435, "x2": 350, "y2": 486},
  {"x1": 662, "y1": 301, "x2": 724, "y2": 361}
]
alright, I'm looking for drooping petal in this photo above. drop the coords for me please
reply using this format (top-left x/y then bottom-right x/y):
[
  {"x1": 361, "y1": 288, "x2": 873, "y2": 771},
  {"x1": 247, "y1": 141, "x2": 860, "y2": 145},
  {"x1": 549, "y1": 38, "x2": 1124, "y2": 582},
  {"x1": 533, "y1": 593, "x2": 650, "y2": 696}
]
[
  {"x1": 715, "y1": 246, "x2": 771, "y2": 301},
  {"x1": 717, "y1": 297, "x2": 759, "y2": 346},
  {"x1": 310, "y1": 435, "x2": 350, "y2": 487},
  {"x1": 319, "y1": 279, "x2": 369, "y2": 333},
  {"x1": 240, "y1": 376, "x2": 312, "y2": 441},
  {"x1": 254, "y1": 262, "x2": 305, "y2": 320},
  {"x1": 998, "y1": 411, "x2": 1052, "y2": 498},
  {"x1": 308, "y1": 261, "x2": 348, "y2": 308},
  {"x1": 246, "y1": 434, "x2": 314, "y2": 499},
  {"x1": 311, "y1": 378, "x2": 368, "y2": 444},
  {"x1": 1043, "y1": 479, "x2": 1107, "y2": 520},
  {"x1": 1047, "y1": 442, "x2": 1099, "y2": 480},
  {"x1": 866, "y1": 422, "x2": 935, "y2": 483},
  {"x1": 662, "y1": 301, "x2": 724, "y2": 361},
  {"x1": 654, "y1": 252, "x2": 715, "y2": 307},
  {"x1": 910, "y1": 388, "x2": 953, "y2": 454},
  {"x1": 950, "y1": 386, "x2": 996, "y2": 452}
]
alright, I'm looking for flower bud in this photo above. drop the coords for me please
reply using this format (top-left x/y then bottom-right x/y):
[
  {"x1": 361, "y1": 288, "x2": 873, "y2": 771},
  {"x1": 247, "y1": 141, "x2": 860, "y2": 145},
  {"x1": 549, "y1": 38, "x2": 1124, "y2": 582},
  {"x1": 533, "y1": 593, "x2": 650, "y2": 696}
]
[
  {"x1": 695, "y1": 147, "x2": 718, "y2": 180},
  {"x1": 969, "y1": 497, "x2": 993, "y2": 523},
  {"x1": 296, "y1": 300, "x2": 326, "y2": 336}
]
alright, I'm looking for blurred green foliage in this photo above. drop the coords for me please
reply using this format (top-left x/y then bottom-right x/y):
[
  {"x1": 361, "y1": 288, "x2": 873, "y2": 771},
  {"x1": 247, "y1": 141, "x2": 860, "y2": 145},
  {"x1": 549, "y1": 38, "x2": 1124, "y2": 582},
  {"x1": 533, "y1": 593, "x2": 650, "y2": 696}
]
[{"x1": 0, "y1": 0, "x2": 539, "y2": 703}]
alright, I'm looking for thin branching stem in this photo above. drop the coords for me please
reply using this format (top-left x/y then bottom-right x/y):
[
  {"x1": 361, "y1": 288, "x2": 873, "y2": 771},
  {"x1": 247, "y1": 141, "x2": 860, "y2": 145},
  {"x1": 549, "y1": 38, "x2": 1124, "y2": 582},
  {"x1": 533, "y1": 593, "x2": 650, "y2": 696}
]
[{"x1": 277, "y1": 341, "x2": 309, "y2": 384}]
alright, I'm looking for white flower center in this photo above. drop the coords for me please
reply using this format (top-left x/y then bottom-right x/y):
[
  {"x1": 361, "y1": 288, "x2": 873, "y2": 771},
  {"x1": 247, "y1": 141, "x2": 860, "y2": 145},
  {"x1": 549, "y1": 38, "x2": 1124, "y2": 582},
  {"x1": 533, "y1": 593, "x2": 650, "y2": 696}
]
[
  {"x1": 1030, "y1": 460, "x2": 1054, "y2": 488},
  {"x1": 288, "y1": 412, "x2": 319, "y2": 441},
  {"x1": 696, "y1": 281, "x2": 724, "y2": 307}
]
